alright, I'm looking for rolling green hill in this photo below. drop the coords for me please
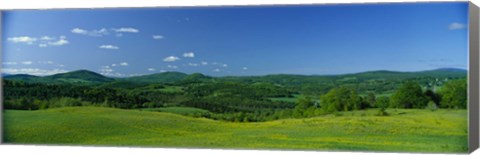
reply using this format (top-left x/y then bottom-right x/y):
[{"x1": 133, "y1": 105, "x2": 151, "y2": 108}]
[
  {"x1": 2, "y1": 74, "x2": 39, "y2": 81},
  {"x1": 342, "y1": 68, "x2": 467, "y2": 80},
  {"x1": 3, "y1": 107, "x2": 467, "y2": 153},
  {"x1": 4, "y1": 70, "x2": 114, "y2": 84},
  {"x1": 220, "y1": 68, "x2": 467, "y2": 84},
  {"x1": 123, "y1": 71, "x2": 188, "y2": 84},
  {"x1": 45, "y1": 70, "x2": 115, "y2": 83},
  {"x1": 180, "y1": 73, "x2": 214, "y2": 83},
  {"x1": 3, "y1": 68, "x2": 467, "y2": 87}
]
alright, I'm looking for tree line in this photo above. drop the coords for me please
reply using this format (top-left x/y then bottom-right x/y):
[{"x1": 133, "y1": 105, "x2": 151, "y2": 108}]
[
  {"x1": 2, "y1": 78, "x2": 467, "y2": 122},
  {"x1": 293, "y1": 79, "x2": 467, "y2": 117}
]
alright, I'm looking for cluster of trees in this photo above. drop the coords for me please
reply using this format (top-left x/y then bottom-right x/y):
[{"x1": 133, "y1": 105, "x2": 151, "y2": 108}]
[
  {"x1": 4, "y1": 97, "x2": 92, "y2": 110},
  {"x1": 390, "y1": 79, "x2": 466, "y2": 109},
  {"x1": 291, "y1": 79, "x2": 467, "y2": 118},
  {"x1": 3, "y1": 80, "x2": 184, "y2": 110},
  {"x1": 174, "y1": 82, "x2": 296, "y2": 122},
  {"x1": 220, "y1": 72, "x2": 459, "y2": 97},
  {"x1": 183, "y1": 82, "x2": 292, "y2": 99}
]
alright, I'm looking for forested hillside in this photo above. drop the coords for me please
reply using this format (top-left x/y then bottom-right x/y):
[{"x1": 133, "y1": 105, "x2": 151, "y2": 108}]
[{"x1": 3, "y1": 68, "x2": 467, "y2": 122}]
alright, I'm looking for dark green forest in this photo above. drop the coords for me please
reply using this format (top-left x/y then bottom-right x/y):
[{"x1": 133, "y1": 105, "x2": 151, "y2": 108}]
[{"x1": 3, "y1": 68, "x2": 467, "y2": 122}]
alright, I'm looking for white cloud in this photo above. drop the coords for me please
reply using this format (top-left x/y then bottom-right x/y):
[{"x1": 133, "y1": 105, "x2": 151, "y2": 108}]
[
  {"x1": 449, "y1": 22, "x2": 466, "y2": 30},
  {"x1": 113, "y1": 28, "x2": 139, "y2": 37},
  {"x1": 201, "y1": 61, "x2": 208, "y2": 65},
  {"x1": 3, "y1": 62, "x2": 17, "y2": 65},
  {"x1": 213, "y1": 69, "x2": 221, "y2": 72},
  {"x1": 40, "y1": 36, "x2": 54, "y2": 41},
  {"x1": 9, "y1": 36, "x2": 68, "y2": 47},
  {"x1": 72, "y1": 27, "x2": 139, "y2": 37},
  {"x1": 183, "y1": 52, "x2": 195, "y2": 58},
  {"x1": 167, "y1": 65, "x2": 178, "y2": 69},
  {"x1": 128, "y1": 73, "x2": 144, "y2": 77},
  {"x1": 163, "y1": 56, "x2": 180, "y2": 62},
  {"x1": 188, "y1": 63, "x2": 199, "y2": 67},
  {"x1": 59, "y1": 64, "x2": 65, "y2": 67},
  {"x1": 100, "y1": 69, "x2": 112, "y2": 74},
  {"x1": 99, "y1": 45, "x2": 120, "y2": 50},
  {"x1": 71, "y1": 28, "x2": 109, "y2": 37},
  {"x1": 48, "y1": 37, "x2": 69, "y2": 46},
  {"x1": 101, "y1": 69, "x2": 113, "y2": 72},
  {"x1": 38, "y1": 61, "x2": 54, "y2": 64},
  {"x1": 153, "y1": 35, "x2": 164, "y2": 39},
  {"x1": 148, "y1": 68, "x2": 156, "y2": 71},
  {"x1": 111, "y1": 64, "x2": 117, "y2": 67},
  {"x1": 222, "y1": 64, "x2": 228, "y2": 67},
  {"x1": 112, "y1": 27, "x2": 139, "y2": 33},
  {"x1": 7, "y1": 36, "x2": 37, "y2": 44},
  {"x1": 242, "y1": 67, "x2": 248, "y2": 70},
  {"x1": 21, "y1": 61, "x2": 33, "y2": 65},
  {"x1": 100, "y1": 70, "x2": 126, "y2": 77},
  {"x1": 71, "y1": 28, "x2": 88, "y2": 34},
  {"x1": 159, "y1": 70, "x2": 167, "y2": 73},
  {"x1": 2, "y1": 68, "x2": 68, "y2": 76},
  {"x1": 99, "y1": 66, "x2": 115, "y2": 76},
  {"x1": 110, "y1": 73, "x2": 126, "y2": 77},
  {"x1": 120, "y1": 62, "x2": 129, "y2": 66},
  {"x1": 93, "y1": 28, "x2": 109, "y2": 36}
]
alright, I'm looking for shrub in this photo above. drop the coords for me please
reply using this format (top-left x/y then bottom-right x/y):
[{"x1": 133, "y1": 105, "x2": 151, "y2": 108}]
[{"x1": 426, "y1": 101, "x2": 438, "y2": 111}]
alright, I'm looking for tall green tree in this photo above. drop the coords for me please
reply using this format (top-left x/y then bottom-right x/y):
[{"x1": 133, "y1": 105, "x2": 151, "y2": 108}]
[
  {"x1": 390, "y1": 81, "x2": 428, "y2": 109},
  {"x1": 366, "y1": 92, "x2": 376, "y2": 108},
  {"x1": 424, "y1": 89, "x2": 440, "y2": 106},
  {"x1": 294, "y1": 96, "x2": 315, "y2": 117},
  {"x1": 321, "y1": 87, "x2": 361, "y2": 112},
  {"x1": 376, "y1": 96, "x2": 389, "y2": 116},
  {"x1": 439, "y1": 79, "x2": 467, "y2": 109}
]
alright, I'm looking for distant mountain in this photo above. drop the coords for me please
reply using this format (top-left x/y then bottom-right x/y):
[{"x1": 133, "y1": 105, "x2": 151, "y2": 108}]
[
  {"x1": 216, "y1": 68, "x2": 467, "y2": 86},
  {"x1": 3, "y1": 68, "x2": 467, "y2": 85},
  {"x1": 431, "y1": 68, "x2": 467, "y2": 72},
  {"x1": 341, "y1": 68, "x2": 467, "y2": 80},
  {"x1": 419, "y1": 68, "x2": 467, "y2": 75},
  {"x1": 44, "y1": 70, "x2": 115, "y2": 83},
  {"x1": 4, "y1": 74, "x2": 39, "y2": 81},
  {"x1": 4, "y1": 70, "x2": 114, "y2": 84},
  {"x1": 124, "y1": 71, "x2": 188, "y2": 84}
]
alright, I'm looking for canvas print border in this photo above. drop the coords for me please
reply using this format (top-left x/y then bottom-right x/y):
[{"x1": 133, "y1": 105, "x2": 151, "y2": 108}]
[
  {"x1": 0, "y1": 1, "x2": 477, "y2": 154},
  {"x1": 469, "y1": 1, "x2": 480, "y2": 153}
]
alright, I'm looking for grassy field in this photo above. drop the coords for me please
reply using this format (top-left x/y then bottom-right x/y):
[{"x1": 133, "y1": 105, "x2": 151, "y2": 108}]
[{"x1": 3, "y1": 107, "x2": 467, "y2": 153}]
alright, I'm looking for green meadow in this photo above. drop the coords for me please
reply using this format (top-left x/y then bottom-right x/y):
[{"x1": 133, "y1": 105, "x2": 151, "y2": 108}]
[
  {"x1": 3, "y1": 107, "x2": 467, "y2": 153},
  {"x1": 2, "y1": 69, "x2": 468, "y2": 153}
]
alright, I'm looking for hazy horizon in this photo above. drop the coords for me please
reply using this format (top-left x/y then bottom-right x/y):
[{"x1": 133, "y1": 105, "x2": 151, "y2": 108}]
[
  {"x1": 2, "y1": 2, "x2": 468, "y2": 77},
  {"x1": 2, "y1": 67, "x2": 467, "y2": 78}
]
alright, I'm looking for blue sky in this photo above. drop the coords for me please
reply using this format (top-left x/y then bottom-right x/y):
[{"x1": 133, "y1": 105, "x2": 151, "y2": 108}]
[{"x1": 2, "y1": 2, "x2": 468, "y2": 77}]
